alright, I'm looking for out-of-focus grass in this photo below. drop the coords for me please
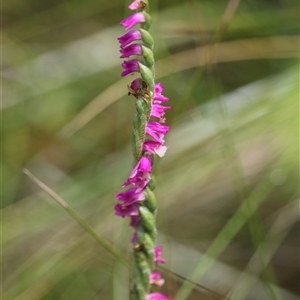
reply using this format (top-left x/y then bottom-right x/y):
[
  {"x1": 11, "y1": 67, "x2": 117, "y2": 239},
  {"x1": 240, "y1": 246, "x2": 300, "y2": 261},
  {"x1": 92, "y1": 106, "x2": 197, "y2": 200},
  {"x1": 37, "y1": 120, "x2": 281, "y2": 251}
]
[{"x1": 2, "y1": 0, "x2": 299, "y2": 299}]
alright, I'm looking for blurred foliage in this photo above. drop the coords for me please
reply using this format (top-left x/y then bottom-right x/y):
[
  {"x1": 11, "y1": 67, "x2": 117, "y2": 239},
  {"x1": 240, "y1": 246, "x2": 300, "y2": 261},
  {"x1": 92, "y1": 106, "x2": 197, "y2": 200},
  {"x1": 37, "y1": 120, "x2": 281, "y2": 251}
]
[{"x1": 2, "y1": 0, "x2": 299, "y2": 299}]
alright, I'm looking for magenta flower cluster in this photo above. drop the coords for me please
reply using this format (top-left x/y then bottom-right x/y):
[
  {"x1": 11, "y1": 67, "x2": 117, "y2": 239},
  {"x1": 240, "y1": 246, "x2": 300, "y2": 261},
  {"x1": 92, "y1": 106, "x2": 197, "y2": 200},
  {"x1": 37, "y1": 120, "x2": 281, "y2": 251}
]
[
  {"x1": 114, "y1": 81, "x2": 170, "y2": 299},
  {"x1": 114, "y1": 88, "x2": 170, "y2": 223},
  {"x1": 115, "y1": 1, "x2": 171, "y2": 299}
]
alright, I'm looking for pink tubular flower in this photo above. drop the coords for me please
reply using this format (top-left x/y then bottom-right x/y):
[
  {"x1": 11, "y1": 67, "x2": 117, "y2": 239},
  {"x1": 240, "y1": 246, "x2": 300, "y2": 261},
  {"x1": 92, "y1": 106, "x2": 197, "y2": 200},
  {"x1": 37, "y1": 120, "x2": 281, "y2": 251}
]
[
  {"x1": 151, "y1": 103, "x2": 171, "y2": 121},
  {"x1": 154, "y1": 83, "x2": 169, "y2": 102},
  {"x1": 154, "y1": 246, "x2": 167, "y2": 264},
  {"x1": 146, "y1": 121, "x2": 170, "y2": 144},
  {"x1": 154, "y1": 93, "x2": 169, "y2": 103},
  {"x1": 114, "y1": 203, "x2": 139, "y2": 217},
  {"x1": 120, "y1": 44, "x2": 142, "y2": 58},
  {"x1": 120, "y1": 12, "x2": 146, "y2": 31},
  {"x1": 155, "y1": 82, "x2": 164, "y2": 94},
  {"x1": 130, "y1": 216, "x2": 140, "y2": 227},
  {"x1": 118, "y1": 30, "x2": 142, "y2": 48},
  {"x1": 116, "y1": 187, "x2": 145, "y2": 205},
  {"x1": 128, "y1": 0, "x2": 144, "y2": 10},
  {"x1": 146, "y1": 293, "x2": 171, "y2": 300},
  {"x1": 143, "y1": 140, "x2": 168, "y2": 157},
  {"x1": 150, "y1": 272, "x2": 165, "y2": 287},
  {"x1": 122, "y1": 156, "x2": 152, "y2": 189},
  {"x1": 121, "y1": 59, "x2": 140, "y2": 77}
]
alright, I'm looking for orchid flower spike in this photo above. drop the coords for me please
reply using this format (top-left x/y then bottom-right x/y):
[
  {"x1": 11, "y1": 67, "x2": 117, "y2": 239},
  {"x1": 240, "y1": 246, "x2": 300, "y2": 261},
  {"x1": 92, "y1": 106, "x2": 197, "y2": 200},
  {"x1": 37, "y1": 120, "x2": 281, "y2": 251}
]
[{"x1": 115, "y1": 1, "x2": 171, "y2": 299}]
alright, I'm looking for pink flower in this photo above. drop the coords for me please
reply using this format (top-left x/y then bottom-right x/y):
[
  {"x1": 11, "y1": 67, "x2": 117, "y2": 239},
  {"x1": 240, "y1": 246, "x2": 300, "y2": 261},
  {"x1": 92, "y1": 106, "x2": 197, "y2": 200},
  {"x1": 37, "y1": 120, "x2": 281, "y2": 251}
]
[
  {"x1": 151, "y1": 103, "x2": 171, "y2": 121},
  {"x1": 130, "y1": 216, "x2": 140, "y2": 227},
  {"x1": 154, "y1": 246, "x2": 166, "y2": 264},
  {"x1": 120, "y1": 12, "x2": 146, "y2": 31},
  {"x1": 118, "y1": 30, "x2": 142, "y2": 48},
  {"x1": 146, "y1": 293, "x2": 171, "y2": 300},
  {"x1": 143, "y1": 140, "x2": 168, "y2": 157},
  {"x1": 128, "y1": 0, "x2": 145, "y2": 10},
  {"x1": 146, "y1": 121, "x2": 170, "y2": 144},
  {"x1": 121, "y1": 59, "x2": 140, "y2": 77},
  {"x1": 116, "y1": 188, "x2": 145, "y2": 205},
  {"x1": 154, "y1": 83, "x2": 169, "y2": 102},
  {"x1": 154, "y1": 94, "x2": 169, "y2": 103},
  {"x1": 114, "y1": 203, "x2": 139, "y2": 217},
  {"x1": 150, "y1": 272, "x2": 165, "y2": 287},
  {"x1": 120, "y1": 44, "x2": 142, "y2": 58},
  {"x1": 122, "y1": 156, "x2": 152, "y2": 190},
  {"x1": 155, "y1": 82, "x2": 164, "y2": 94}
]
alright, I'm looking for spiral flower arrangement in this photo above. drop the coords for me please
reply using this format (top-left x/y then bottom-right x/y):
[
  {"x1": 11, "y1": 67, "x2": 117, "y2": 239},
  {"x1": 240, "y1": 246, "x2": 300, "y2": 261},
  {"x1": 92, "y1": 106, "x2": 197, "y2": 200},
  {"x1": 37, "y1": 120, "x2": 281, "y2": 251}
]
[{"x1": 114, "y1": 1, "x2": 171, "y2": 299}]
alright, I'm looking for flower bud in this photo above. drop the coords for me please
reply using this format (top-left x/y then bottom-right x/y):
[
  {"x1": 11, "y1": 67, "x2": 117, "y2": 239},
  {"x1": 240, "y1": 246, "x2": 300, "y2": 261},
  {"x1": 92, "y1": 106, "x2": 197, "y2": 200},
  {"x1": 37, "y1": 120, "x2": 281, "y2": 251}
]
[
  {"x1": 144, "y1": 187, "x2": 157, "y2": 212},
  {"x1": 138, "y1": 63, "x2": 154, "y2": 91},
  {"x1": 140, "y1": 12, "x2": 152, "y2": 30},
  {"x1": 134, "y1": 251, "x2": 151, "y2": 289},
  {"x1": 140, "y1": 29, "x2": 154, "y2": 50},
  {"x1": 139, "y1": 206, "x2": 155, "y2": 233},
  {"x1": 142, "y1": 45, "x2": 154, "y2": 69}
]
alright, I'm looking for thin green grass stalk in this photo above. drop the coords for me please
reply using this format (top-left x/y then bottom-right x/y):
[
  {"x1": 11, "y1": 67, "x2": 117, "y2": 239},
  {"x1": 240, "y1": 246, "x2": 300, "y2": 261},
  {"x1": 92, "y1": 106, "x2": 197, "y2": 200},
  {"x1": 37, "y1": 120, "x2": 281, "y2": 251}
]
[
  {"x1": 173, "y1": 180, "x2": 275, "y2": 300},
  {"x1": 175, "y1": 0, "x2": 241, "y2": 114},
  {"x1": 23, "y1": 168, "x2": 130, "y2": 268},
  {"x1": 228, "y1": 195, "x2": 299, "y2": 300},
  {"x1": 208, "y1": 75, "x2": 282, "y2": 300}
]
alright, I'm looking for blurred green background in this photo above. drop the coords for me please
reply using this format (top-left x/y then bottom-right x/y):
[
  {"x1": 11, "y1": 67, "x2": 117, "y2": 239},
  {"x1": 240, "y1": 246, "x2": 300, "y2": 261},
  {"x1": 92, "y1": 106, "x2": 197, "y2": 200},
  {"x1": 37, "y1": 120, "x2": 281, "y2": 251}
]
[{"x1": 2, "y1": 0, "x2": 299, "y2": 299}]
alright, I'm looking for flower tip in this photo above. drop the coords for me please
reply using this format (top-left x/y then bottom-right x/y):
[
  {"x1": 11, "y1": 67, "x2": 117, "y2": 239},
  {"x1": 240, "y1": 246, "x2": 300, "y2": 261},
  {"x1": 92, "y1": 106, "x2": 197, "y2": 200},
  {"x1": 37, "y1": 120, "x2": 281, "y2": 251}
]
[
  {"x1": 114, "y1": 203, "x2": 139, "y2": 217},
  {"x1": 120, "y1": 12, "x2": 146, "y2": 31},
  {"x1": 146, "y1": 292, "x2": 171, "y2": 300},
  {"x1": 155, "y1": 82, "x2": 164, "y2": 93},
  {"x1": 150, "y1": 272, "x2": 165, "y2": 287},
  {"x1": 154, "y1": 245, "x2": 167, "y2": 264},
  {"x1": 121, "y1": 59, "x2": 140, "y2": 77},
  {"x1": 155, "y1": 145, "x2": 168, "y2": 157},
  {"x1": 128, "y1": 0, "x2": 147, "y2": 10},
  {"x1": 128, "y1": 1, "x2": 140, "y2": 10}
]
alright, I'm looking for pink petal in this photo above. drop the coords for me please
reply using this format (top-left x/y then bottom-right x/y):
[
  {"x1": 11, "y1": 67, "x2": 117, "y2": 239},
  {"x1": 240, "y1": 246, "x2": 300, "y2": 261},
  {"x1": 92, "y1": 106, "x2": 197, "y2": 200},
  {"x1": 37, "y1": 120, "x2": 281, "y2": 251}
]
[
  {"x1": 154, "y1": 246, "x2": 167, "y2": 264},
  {"x1": 150, "y1": 272, "x2": 165, "y2": 287},
  {"x1": 146, "y1": 292, "x2": 171, "y2": 300},
  {"x1": 120, "y1": 13, "x2": 145, "y2": 31}
]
